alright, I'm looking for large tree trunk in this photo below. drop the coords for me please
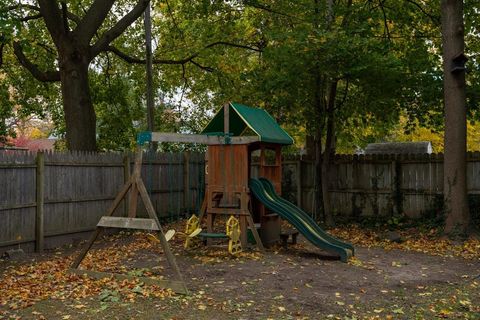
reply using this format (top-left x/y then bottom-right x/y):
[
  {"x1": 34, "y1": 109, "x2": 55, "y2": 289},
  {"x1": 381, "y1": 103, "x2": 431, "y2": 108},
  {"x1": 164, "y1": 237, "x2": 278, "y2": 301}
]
[
  {"x1": 314, "y1": 123, "x2": 324, "y2": 222},
  {"x1": 59, "y1": 51, "x2": 97, "y2": 151},
  {"x1": 322, "y1": 81, "x2": 337, "y2": 227},
  {"x1": 441, "y1": 0, "x2": 470, "y2": 234},
  {"x1": 311, "y1": 0, "x2": 325, "y2": 222}
]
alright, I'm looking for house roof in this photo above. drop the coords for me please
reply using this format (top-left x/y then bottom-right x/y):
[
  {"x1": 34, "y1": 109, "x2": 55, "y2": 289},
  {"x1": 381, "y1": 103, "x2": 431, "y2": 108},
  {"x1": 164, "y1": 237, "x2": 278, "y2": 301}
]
[
  {"x1": 364, "y1": 141, "x2": 432, "y2": 154},
  {"x1": 201, "y1": 102, "x2": 294, "y2": 145}
]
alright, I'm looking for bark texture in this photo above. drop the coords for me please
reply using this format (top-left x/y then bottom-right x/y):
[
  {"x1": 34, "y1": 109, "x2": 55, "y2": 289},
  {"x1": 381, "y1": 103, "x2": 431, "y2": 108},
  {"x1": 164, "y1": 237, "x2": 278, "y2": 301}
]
[{"x1": 441, "y1": 0, "x2": 470, "y2": 234}]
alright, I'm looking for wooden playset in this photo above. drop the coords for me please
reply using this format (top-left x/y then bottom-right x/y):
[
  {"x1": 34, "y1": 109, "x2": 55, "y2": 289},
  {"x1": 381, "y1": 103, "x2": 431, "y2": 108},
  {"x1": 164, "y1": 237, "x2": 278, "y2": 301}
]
[
  {"x1": 72, "y1": 102, "x2": 353, "y2": 294},
  {"x1": 71, "y1": 102, "x2": 293, "y2": 294},
  {"x1": 196, "y1": 102, "x2": 294, "y2": 249}
]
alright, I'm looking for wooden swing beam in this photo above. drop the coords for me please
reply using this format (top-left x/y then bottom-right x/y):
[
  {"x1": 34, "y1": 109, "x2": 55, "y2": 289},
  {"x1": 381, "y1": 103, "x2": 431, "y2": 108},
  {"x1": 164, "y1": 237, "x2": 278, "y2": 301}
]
[{"x1": 144, "y1": 132, "x2": 259, "y2": 145}]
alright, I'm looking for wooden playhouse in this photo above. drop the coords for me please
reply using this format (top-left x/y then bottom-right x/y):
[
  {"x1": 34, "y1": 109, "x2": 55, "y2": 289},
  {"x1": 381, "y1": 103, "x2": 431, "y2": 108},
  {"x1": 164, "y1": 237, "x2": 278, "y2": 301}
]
[{"x1": 199, "y1": 103, "x2": 294, "y2": 248}]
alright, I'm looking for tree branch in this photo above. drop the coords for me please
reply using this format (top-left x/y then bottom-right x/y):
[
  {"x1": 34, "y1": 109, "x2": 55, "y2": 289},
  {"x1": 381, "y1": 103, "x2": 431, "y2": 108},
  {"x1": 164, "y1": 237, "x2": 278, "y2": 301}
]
[
  {"x1": 191, "y1": 60, "x2": 215, "y2": 72},
  {"x1": 19, "y1": 14, "x2": 43, "y2": 22},
  {"x1": 7, "y1": 3, "x2": 80, "y2": 24},
  {"x1": 6, "y1": 4, "x2": 41, "y2": 12},
  {"x1": 379, "y1": 0, "x2": 391, "y2": 40},
  {"x1": 66, "y1": 11, "x2": 81, "y2": 25},
  {"x1": 404, "y1": 0, "x2": 440, "y2": 24},
  {"x1": 165, "y1": 0, "x2": 185, "y2": 41},
  {"x1": 243, "y1": 0, "x2": 300, "y2": 21},
  {"x1": 73, "y1": 0, "x2": 115, "y2": 44},
  {"x1": 36, "y1": 42, "x2": 57, "y2": 56},
  {"x1": 60, "y1": 1, "x2": 69, "y2": 33},
  {"x1": 0, "y1": 41, "x2": 5, "y2": 68},
  {"x1": 107, "y1": 41, "x2": 261, "y2": 67},
  {"x1": 37, "y1": 0, "x2": 64, "y2": 44},
  {"x1": 13, "y1": 42, "x2": 60, "y2": 82},
  {"x1": 107, "y1": 45, "x2": 197, "y2": 64},
  {"x1": 90, "y1": 0, "x2": 149, "y2": 57},
  {"x1": 204, "y1": 41, "x2": 262, "y2": 52},
  {"x1": 334, "y1": 79, "x2": 349, "y2": 111}
]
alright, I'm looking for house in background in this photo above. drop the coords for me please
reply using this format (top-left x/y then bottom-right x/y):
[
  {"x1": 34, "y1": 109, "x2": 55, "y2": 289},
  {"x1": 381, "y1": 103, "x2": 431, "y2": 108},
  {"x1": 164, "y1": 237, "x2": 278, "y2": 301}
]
[
  {"x1": 0, "y1": 136, "x2": 57, "y2": 152},
  {"x1": 362, "y1": 141, "x2": 433, "y2": 155}
]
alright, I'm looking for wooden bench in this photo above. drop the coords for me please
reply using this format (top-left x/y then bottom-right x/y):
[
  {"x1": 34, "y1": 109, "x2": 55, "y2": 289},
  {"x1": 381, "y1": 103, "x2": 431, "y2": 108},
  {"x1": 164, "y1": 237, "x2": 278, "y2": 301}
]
[{"x1": 280, "y1": 229, "x2": 299, "y2": 249}]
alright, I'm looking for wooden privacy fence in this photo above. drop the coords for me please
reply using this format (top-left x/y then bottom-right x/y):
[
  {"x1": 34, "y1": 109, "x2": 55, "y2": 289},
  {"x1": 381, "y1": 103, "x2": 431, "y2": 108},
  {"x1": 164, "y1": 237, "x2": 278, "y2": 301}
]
[
  {"x1": 280, "y1": 153, "x2": 480, "y2": 221},
  {"x1": 0, "y1": 151, "x2": 205, "y2": 254},
  {"x1": 3, "y1": 150, "x2": 480, "y2": 254}
]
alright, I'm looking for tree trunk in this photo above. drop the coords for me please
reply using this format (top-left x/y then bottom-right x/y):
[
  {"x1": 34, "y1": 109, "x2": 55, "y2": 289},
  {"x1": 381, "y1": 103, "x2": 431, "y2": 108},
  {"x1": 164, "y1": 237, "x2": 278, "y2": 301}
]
[
  {"x1": 314, "y1": 123, "x2": 324, "y2": 222},
  {"x1": 311, "y1": 0, "x2": 325, "y2": 222},
  {"x1": 441, "y1": 0, "x2": 470, "y2": 234},
  {"x1": 322, "y1": 81, "x2": 337, "y2": 227},
  {"x1": 59, "y1": 53, "x2": 97, "y2": 151}
]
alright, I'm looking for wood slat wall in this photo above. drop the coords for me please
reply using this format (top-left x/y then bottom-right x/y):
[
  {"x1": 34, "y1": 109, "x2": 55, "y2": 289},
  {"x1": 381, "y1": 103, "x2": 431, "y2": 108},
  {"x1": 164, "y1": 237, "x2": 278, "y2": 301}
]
[
  {"x1": 0, "y1": 151, "x2": 205, "y2": 253},
  {"x1": 3, "y1": 150, "x2": 480, "y2": 253},
  {"x1": 280, "y1": 153, "x2": 480, "y2": 221}
]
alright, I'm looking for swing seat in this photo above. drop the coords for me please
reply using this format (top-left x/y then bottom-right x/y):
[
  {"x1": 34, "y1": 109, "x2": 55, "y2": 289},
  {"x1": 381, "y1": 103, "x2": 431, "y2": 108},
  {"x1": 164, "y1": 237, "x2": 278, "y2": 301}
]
[{"x1": 97, "y1": 216, "x2": 159, "y2": 231}]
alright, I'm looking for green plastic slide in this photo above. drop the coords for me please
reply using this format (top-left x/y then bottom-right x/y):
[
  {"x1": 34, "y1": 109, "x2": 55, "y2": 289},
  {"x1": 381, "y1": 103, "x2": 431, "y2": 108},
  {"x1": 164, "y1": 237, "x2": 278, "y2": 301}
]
[{"x1": 249, "y1": 178, "x2": 354, "y2": 262}]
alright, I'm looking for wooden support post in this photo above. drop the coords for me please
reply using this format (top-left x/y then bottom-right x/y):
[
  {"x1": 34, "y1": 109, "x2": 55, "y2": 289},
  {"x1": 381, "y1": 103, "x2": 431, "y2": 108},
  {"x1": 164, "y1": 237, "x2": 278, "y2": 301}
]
[
  {"x1": 276, "y1": 145, "x2": 282, "y2": 194},
  {"x1": 296, "y1": 159, "x2": 302, "y2": 207},
  {"x1": 206, "y1": 212, "x2": 216, "y2": 246},
  {"x1": 137, "y1": 178, "x2": 188, "y2": 293},
  {"x1": 198, "y1": 198, "x2": 207, "y2": 221},
  {"x1": 246, "y1": 214, "x2": 264, "y2": 251},
  {"x1": 123, "y1": 154, "x2": 131, "y2": 216},
  {"x1": 128, "y1": 149, "x2": 143, "y2": 217},
  {"x1": 35, "y1": 152, "x2": 44, "y2": 252},
  {"x1": 71, "y1": 147, "x2": 187, "y2": 294},
  {"x1": 239, "y1": 215, "x2": 247, "y2": 248},
  {"x1": 71, "y1": 228, "x2": 103, "y2": 269},
  {"x1": 224, "y1": 103, "x2": 229, "y2": 134},
  {"x1": 391, "y1": 157, "x2": 402, "y2": 215},
  {"x1": 183, "y1": 151, "x2": 190, "y2": 214}
]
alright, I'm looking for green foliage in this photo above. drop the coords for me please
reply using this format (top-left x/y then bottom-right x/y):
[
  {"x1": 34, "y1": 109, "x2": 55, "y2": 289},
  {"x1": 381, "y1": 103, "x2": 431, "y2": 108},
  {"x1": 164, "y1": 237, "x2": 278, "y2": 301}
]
[
  {"x1": 1, "y1": 0, "x2": 478, "y2": 153},
  {"x1": 90, "y1": 73, "x2": 144, "y2": 151}
]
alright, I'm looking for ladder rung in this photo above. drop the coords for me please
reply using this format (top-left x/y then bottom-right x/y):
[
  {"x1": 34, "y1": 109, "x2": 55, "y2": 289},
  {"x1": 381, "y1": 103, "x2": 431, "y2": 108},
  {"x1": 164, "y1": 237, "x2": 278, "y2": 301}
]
[
  {"x1": 217, "y1": 203, "x2": 239, "y2": 208},
  {"x1": 97, "y1": 216, "x2": 159, "y2": 230}
]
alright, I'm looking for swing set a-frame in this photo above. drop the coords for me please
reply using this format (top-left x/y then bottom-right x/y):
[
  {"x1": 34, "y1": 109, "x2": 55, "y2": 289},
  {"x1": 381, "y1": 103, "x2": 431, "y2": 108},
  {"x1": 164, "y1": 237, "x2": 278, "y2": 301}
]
[
  {"x1": 69, "y1": 149, "x2": 189, "y2": 293},
  {"x1": 71, "y1": 102, "x2": 294, "y2": 294}
]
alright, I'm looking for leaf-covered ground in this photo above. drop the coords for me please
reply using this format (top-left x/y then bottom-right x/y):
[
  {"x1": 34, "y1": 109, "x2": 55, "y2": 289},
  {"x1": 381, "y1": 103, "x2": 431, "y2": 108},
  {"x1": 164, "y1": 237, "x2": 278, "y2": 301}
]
[
  {"x1": 1, "y1": 222, "x2": 479, "y2": 319},
  {"x1": 329, "y1": 225, "x2": 480, "y2": 260}
]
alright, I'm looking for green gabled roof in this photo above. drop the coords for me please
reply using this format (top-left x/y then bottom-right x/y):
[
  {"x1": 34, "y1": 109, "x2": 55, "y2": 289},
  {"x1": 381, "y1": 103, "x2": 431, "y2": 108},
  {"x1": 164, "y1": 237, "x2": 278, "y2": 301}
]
[{"x1": 201, "y1": 102, "x2": 294, "y2": 145}]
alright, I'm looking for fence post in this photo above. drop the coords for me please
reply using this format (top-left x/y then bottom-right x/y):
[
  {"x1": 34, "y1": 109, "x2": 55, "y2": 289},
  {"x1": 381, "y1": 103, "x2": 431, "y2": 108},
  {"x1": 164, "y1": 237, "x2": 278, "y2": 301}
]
[
  {"x1": 391, "y1": 156, "x2": 403, "y2": 215},
  {"x1": 183, "y1": 151, "x2": 191, "y2": 214},
  {"x1": 123, "y1": 153, "x2": 131, "y2": 216},
  {"x1": 35, "y1": 151, "x2": 45, "y2": 252},
  {"x1": 296, "y1": 158, "x2": 302, "y2": 207}
]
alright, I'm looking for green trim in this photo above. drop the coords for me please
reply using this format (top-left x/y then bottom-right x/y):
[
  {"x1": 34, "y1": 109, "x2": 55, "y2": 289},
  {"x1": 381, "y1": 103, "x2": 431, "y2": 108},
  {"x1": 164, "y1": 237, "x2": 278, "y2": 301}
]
[
  {"x1": 249, "y1": 178, "x2": 353, "y2": 262},
  {"x1": 204, "y1": 132, "x2": 225, "y2": 136},
  {"x1": 199, "y1": 232, "x2": 228, "y2": 239},
  {"x1": 137, "y1": 131, "x2": 152, "y2": 145},
  {"x1": 201, "y1": 102, "x2": 294, "y2": 145},
  {"x1": 230, "y1": 103, "x2": 262, "y2": 141}
]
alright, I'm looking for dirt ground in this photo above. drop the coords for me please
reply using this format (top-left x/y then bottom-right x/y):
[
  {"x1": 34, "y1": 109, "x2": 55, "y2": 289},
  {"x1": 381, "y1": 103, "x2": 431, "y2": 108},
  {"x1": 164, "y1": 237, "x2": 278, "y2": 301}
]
[{"x1": 1, "y1": 223, "x2": 479, "y2": 320}]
